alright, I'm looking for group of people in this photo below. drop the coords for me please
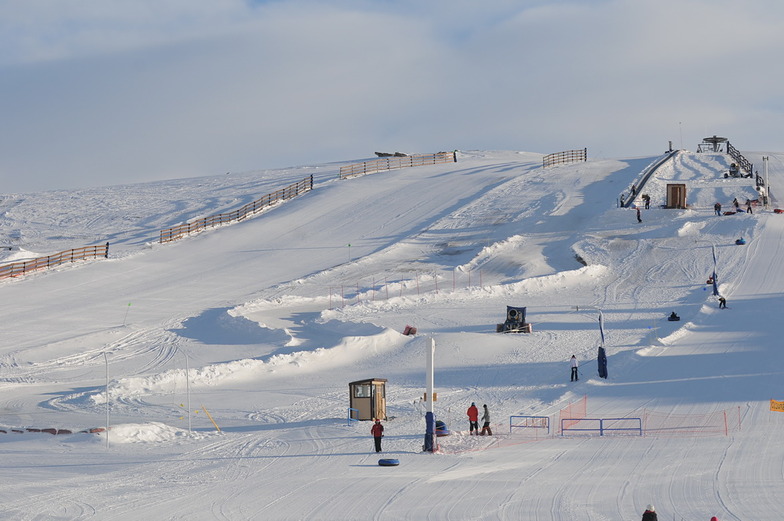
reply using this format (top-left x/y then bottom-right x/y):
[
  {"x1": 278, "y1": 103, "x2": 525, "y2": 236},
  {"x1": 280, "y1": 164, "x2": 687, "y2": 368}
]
[
  {"x1": 466, "y1": 402, "x2": 493, "y2": 435},
  {"x1": 715, "y1": 198, "x2": 754, "y2": 215},
  {"x1": 369, "y1": 402, "x2": 495, "y2": 453}
]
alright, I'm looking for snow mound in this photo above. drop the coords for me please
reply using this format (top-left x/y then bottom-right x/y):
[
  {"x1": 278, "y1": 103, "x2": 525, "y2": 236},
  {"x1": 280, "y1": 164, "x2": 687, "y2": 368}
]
[{"x1": 107, "y1": 422, "x2": 191, "y2": 444}]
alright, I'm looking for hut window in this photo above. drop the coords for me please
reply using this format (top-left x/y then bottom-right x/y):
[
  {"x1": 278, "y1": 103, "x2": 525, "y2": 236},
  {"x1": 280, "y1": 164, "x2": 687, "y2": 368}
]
[{"x1": 354, "y1": 384, "x2": 371, "y2": 398}]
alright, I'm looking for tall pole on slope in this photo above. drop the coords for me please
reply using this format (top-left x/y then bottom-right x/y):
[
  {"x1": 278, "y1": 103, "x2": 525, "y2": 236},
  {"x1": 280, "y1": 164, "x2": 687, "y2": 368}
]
[
  {"x1": 184, "y1": 350, "x2": 192, "y2": 435},
  {"x1": 679, "y1": 121, "x2": 683, "y2": 149},
  {"x1": 103, "y1": 352, "x2": 110, "y2": 449},
  {"x1": 424, "y1": 337, "x2": 436, "y2": 452},
  {"x1": 763, "y1": 156, "x2": 770, "y2": 208}
]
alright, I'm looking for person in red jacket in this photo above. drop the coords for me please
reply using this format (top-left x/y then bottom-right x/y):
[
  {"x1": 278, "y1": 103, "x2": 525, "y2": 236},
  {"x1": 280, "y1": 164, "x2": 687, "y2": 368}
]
[
  {"x1": 466, "y1": 402, "x2": 479, "y2": 435},
  {"x1": 371, "y1": 419, "x2": 384, "y2": 452}
]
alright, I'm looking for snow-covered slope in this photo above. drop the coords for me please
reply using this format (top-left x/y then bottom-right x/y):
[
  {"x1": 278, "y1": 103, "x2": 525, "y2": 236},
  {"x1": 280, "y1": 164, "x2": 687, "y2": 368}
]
[{"x1": 0, "y1": 149, "x2": 781, "y2": 520}]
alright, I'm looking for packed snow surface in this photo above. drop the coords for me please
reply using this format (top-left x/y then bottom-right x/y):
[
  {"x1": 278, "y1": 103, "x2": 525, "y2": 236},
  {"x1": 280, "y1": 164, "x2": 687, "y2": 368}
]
[{"x1": 0, "y1": 149, "x2": 782, "y2": 520}]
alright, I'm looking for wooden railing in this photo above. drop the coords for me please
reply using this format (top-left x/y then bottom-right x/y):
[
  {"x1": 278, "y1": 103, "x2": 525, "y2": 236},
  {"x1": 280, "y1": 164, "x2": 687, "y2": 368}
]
[
  {"x1": 0, "y1": 243, "x2": 110, "y2": 280},
  {"x1": 543, "y1": 148, "x2": 587, "y2": 168},
  {"x1": 726, "y1": 141, "x2": 753, "y2": 175},
  {"x1": 159, "y1": 175, "x2": 313, "y2": 243},
  {"x1": 338, "y1": 151, "x2": 457, "y2": 179}
]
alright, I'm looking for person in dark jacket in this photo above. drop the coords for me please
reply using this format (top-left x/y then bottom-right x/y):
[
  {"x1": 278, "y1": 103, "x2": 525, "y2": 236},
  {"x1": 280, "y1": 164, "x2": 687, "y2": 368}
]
[
  {"x1": 371, "y1": 419, "x2": 384, "y2": 452},
  {"x1": 467, "y1": 402, "x2": 479, "y2": 435},
  {"x1": 480, "y1": 404, "x2": 493, "y2": 435},
  {"x1": 641, "y1": 504, "x2": 657, "y2": 521}
]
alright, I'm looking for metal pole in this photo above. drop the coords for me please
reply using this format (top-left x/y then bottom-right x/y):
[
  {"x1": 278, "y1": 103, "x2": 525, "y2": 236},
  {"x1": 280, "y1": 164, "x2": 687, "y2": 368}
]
[
  {"x1": 103, "y1": 352, "x2": 109, "y2": 449},
  {"x1": 185, "y1": 351, "x2": 192, "y2": 435},
  {"x1": 764, "y1": 156, "x2": 770, "y2": 208},
  {"x1": 424, "y1": 337, "x2": 436, "y2": 452}
]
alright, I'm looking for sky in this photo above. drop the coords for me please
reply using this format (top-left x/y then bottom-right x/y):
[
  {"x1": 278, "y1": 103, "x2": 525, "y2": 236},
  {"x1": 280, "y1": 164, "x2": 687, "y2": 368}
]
[{"x1": 2, "y1": 0, "x2": 784, "y2": 193}]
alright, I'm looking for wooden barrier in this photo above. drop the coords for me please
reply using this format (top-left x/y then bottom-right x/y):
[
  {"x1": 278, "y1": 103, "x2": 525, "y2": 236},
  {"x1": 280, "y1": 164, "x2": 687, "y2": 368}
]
[
  {"x1": 543, "y1": 148, "x2": 587, "y2": 168},
  {"x1": 0, "y1": 243, "x2": 110, "y2": 280},
  {"x1": 159, "y1": 175, "x2": 313, "y2": 243},
  {"x1": 726, "y1": 141, "x2": 753, "y2": 175},
  {"x1": 338, "y1": 152, "x2": 456, "y2": 179}
]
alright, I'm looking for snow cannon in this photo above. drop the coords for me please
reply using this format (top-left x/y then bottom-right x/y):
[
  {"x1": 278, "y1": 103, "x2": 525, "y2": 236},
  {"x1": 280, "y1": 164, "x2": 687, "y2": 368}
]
[{"x1": 496, "y1": 306, "x2": 532, "y2": 333}]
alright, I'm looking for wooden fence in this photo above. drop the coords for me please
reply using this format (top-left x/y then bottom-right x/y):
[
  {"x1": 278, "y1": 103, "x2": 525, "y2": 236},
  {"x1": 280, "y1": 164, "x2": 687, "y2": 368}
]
[
  {"x1": 0, "y1": 243, "x2": 110, "y2": 281},
  {"x1": 543, "y1": 148, "x2": 587, "y2": 168},
  {"x1": 338, "y1": 151, "x2": 457, "y2": 179},
  {"x1": 159, "y1": 175, "x2": 314, "y2": 243}
]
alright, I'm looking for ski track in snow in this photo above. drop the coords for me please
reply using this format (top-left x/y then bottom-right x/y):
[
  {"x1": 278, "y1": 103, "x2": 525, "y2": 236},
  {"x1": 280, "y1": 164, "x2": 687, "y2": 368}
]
[{"x1": 0, "y1": 150, "x2": 782, "y2": 520}]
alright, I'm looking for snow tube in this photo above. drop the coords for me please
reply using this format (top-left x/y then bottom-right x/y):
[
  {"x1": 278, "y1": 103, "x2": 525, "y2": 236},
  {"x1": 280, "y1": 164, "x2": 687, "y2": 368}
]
[
  {"x1": 435, "y1": 420, "x2": 450, "y2": 436},
  {"x1": 378, "y1": 458, "x2": 400, "y2": 467}
]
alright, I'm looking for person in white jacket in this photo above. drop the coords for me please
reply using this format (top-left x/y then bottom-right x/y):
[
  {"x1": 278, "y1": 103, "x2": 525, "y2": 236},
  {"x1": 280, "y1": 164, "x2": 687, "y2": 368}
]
[{"x1": 570, "y1": 355, "x2": 579, "y2": 382}]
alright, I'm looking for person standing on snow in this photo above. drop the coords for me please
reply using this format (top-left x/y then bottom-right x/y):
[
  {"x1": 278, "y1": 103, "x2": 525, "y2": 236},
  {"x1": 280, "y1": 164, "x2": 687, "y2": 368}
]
[
  {"x1": 641, "y1": 504, "x2": 657, "y2": 521},
  {"x1": 480, "y1": 404, "x2": 493, "y2": 435},
  {"x1": 371, "y1": 419, "x2": 384, "y2": 452},
  {"x1": 714, "y1": 202, "x2": 722, "y2": 216},
  {"x1": 719, "y1": 296, "x2": 727, "y2": 309},
  {"x1": 636, "y1": 207, "x2": 642, "y2": 223},
  {"x1": 570, "y1": 355, "x2": 579, "y2": 381},
  {"x1": 467, "y1": 402, "x2": 479, "y2": 435}
]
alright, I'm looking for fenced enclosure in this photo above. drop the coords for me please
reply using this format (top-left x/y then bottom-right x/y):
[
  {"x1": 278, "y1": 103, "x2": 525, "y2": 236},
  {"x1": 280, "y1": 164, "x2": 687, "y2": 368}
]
[
  {"x1": 642, "y1": 407, "x2": 741, "y2": 437},
  {"x1": 510, "y1": 415, "x2": 550, "y2": 435},
  {"x1": 338, "y1": 152, "x2": 456, "y2": 179},
  {"x1": 558, "y1": 395, "x2": 587, "y2": 433},
  {"x1": 561, "y1": 417, "x2": 642, "y2": 437},
  {"x1": 543, "y1": 148, "x2": 587, "y2": 168},
  {"x1": 159, "y1": 175, "x2": 313, "y2": 243},
  {"x1": 0, "y1": 243, "x2": 110, "y2": 280}
]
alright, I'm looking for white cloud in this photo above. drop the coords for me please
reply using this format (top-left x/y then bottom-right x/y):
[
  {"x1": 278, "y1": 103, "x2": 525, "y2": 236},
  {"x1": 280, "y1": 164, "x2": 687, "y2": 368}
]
[{"x1": 2, "y1": 0, "x2": 784, "y2": 192}]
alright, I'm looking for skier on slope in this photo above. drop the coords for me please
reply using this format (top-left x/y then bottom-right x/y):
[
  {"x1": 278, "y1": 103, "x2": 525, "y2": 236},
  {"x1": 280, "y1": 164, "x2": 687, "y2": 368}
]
[
  {"x1": 570, "y1": 355, "x2": 579, "y2": 382},
  {"x1": 641, "y1": 504, "x2": 657, "y2": 521},
  {"x1": 371, "y1": 419, "x2": 384, "y2": 452},
  {"x1": 467, "y1": 402, "x2": 479, "y2": 435},
  {"x1": 480, "y1": 404, "x2": 493, "y2": 435}
]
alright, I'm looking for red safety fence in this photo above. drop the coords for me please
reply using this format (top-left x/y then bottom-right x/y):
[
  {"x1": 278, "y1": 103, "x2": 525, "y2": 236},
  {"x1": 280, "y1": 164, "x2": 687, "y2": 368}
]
[
  {"x1": 558, "y1": 395, "x2": 587, "y2": 433},
  {"x1": 642, "y1": 406, "x2": 741, "y2": 437},
  {"x1": 0, "y1": 243, "x2": 110, "y2": 281}
]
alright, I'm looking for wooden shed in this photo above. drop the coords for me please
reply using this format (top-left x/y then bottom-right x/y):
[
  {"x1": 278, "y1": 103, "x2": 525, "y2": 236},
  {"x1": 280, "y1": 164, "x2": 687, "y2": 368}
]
[
  {"x1": 666, "y1": 183, "x2": 687, "y2": 209},
  {"x1": 348, "y1": 378, "x2": 387, "y2": 421}
]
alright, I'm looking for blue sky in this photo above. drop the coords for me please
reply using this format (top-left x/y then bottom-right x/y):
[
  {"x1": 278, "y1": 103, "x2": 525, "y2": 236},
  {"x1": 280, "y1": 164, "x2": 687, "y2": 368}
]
[{"x1": 2, "y1": 0, "x2": 783, "y2": 193}]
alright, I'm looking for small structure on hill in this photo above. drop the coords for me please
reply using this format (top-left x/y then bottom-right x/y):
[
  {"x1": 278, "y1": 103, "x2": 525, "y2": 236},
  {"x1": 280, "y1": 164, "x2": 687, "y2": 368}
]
[
  {"x1": 349, "y1": 378, "x2": 387, "y2": 421},
  {"x1": 497, "y1": 305, "x2": 532, "y2": 333},
  {"x1": 665, "y1": 183, "x2": 687, "y2": 209},
  {"x1": 698, "y1": 135, "x2": 727, "y2": 152}
]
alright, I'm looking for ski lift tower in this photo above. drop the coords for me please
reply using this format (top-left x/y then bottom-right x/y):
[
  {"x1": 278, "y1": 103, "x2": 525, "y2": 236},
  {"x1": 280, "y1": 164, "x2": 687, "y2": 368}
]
[{"x1": 698, "y1": 135, "x2": 727, "y2": 153}]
